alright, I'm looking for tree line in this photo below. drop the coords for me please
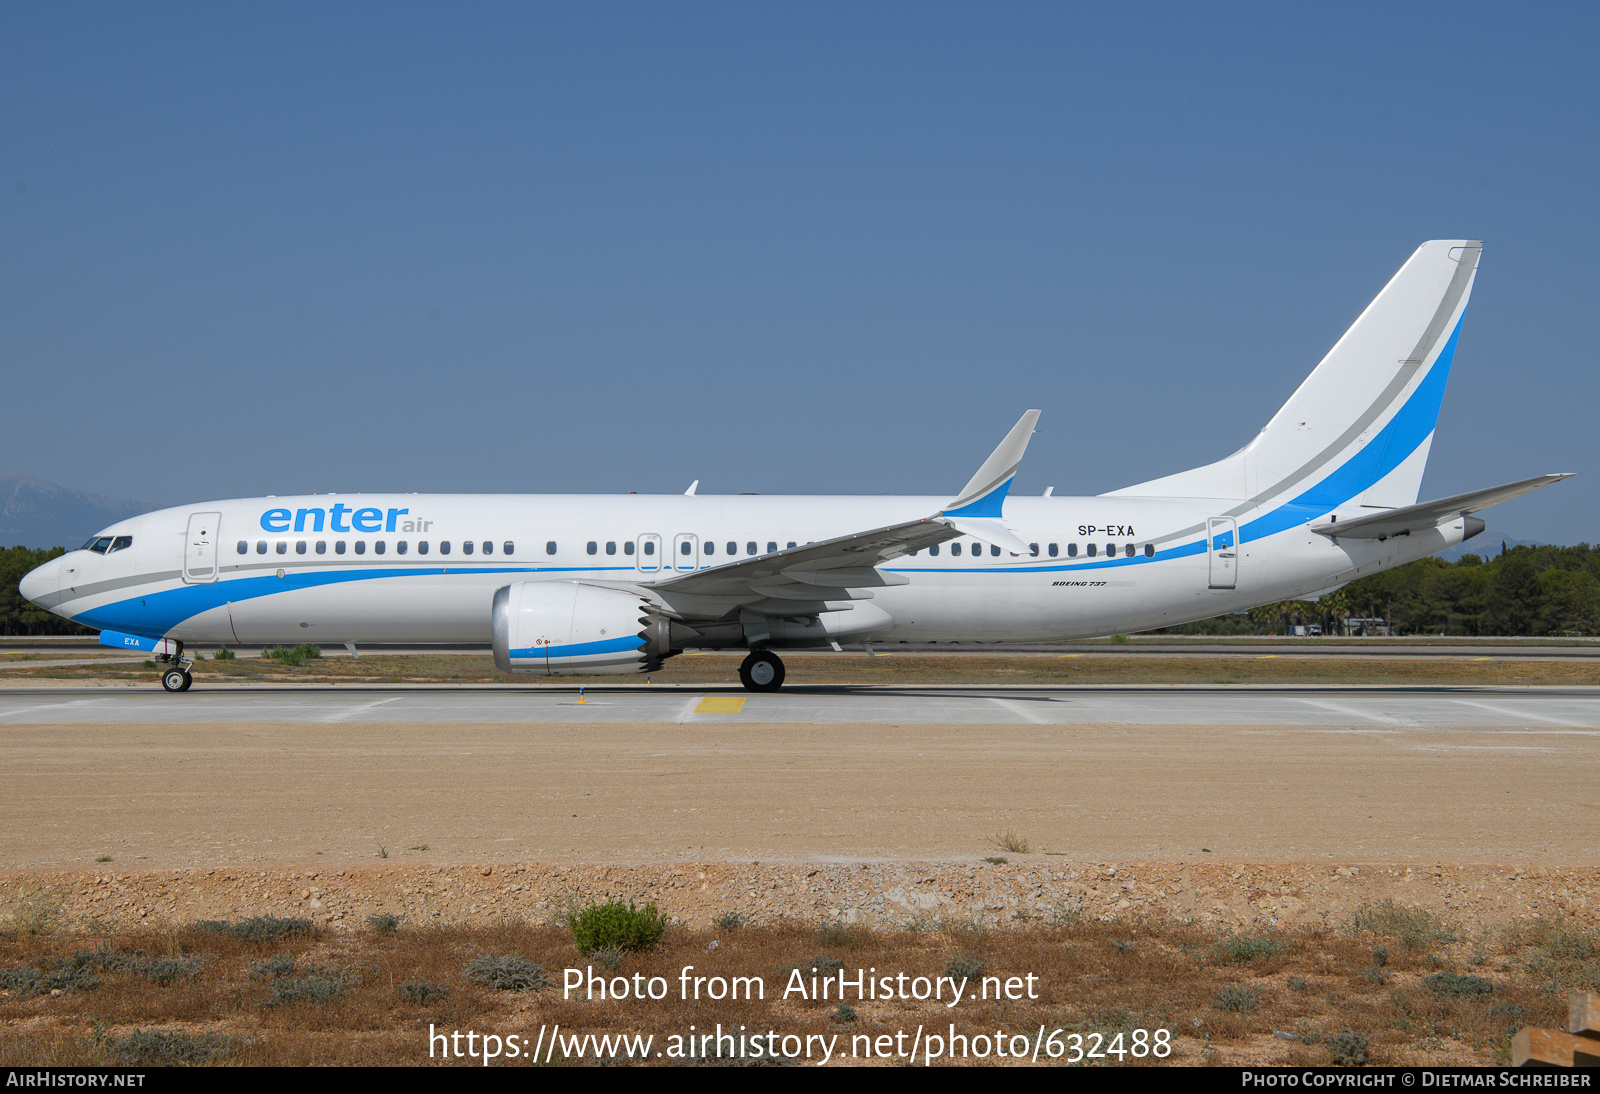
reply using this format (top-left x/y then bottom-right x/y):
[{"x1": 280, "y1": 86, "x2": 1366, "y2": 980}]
[
  {"x1": 0, "y1": 546, "x2": 93, "y2": 635},
  {"x1": 1165, "y1": 543, "x2": 1600, "y2": 637}
]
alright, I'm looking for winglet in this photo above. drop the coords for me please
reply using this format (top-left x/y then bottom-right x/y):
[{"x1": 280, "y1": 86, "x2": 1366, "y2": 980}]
[{"x1": 942, "y1": 410, "x2": 1040, "y2": 518}]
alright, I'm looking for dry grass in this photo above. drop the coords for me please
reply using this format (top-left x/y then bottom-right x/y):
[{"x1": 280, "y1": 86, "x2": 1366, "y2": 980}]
[
  {"x1": 7, "y1": 652, "x2": 1600, "y2": 687},
  {"x1": 1, "y1": 911, "x2": 1592, "y2": 1066}
]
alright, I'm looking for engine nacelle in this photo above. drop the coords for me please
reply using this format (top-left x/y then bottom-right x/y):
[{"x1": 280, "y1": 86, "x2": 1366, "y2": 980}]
[{"x1": 492, "y1": 582, "x2": 665, "y2": 676}]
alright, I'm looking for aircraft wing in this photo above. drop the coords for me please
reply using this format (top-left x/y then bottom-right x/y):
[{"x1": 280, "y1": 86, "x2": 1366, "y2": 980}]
[
  {"x1": 1310, "y1": 473, "x2": 1573, "y2": 541},
  {"x1": 647, "y1": 410, "x2": 1040, "y2": 616}
]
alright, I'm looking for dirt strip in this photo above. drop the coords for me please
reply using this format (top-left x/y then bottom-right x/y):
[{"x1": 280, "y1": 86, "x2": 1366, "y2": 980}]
[{"x1": 6, "y1": 860, "x2": 1595, "y2": 936}]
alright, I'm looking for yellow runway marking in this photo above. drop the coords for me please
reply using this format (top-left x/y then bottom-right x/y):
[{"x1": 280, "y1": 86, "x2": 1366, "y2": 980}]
[{"x1": 694, "y1": 697, "x2": 747, "y2": 713}]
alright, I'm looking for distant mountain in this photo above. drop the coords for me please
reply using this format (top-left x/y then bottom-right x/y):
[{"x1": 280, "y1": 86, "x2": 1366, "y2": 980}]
[{"x1": 0, "y1": 475, "x2": 160, "y2": 549}]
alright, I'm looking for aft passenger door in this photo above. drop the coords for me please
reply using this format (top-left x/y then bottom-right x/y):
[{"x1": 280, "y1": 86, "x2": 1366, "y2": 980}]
[
  {"x1": 183, "y1": 512, "x2": 222, "y2": 584},
  {"x1": 1207, "y1": 517, "x2": 1238, "y2": 590}
]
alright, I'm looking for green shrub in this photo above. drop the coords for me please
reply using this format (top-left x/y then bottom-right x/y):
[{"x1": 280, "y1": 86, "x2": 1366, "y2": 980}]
[
  {"x1": 1424, "y1": 971, "x2": 1495, "y2": 997},
  {"x1": 365, "y1": 912, "x2": 400, "y2": 934},
  {"x1": 1213, "y1": 984, "x2": 1261, "y2": 1012},
  {"x1": 568, "y1": 900, "x2": 666, "y2": 956},
  {"x1": 248, "y1": 954, "x2": 295, "y2": 980},
  {"x1": 465, "y1": 954, "x2": 550, "y2": 991},
  {"x1": 1349, "y1": 900, "x2": 1457, "y2": 950},
  {"x1": 263, "y1": 643, "x2": 321, "y2": 667},
  {"x1": 399, "y1": 980, "x2": 448, "y2": 1004},
  {"x1": 212, "y1": 646, "x2": 235, "y2": 660},
  {"x1": 196, "y1": 915, "x2": 314, "y2": 943},
  {"x1": 1326, "y1": 1028, "x2": 1370, "y2": 1067},
  {"x1": 1214, "y1": 932, "x2": 1285, "y2": 964},
  {"x1": 140, "y1": 956, "x2": 204, "y2": 985},
  {"x1": 111, "y1": 1031, "x2": 235, "y2": 1066},
  {"x1": 945, "y1": 953, "x2": 987, "y2": 980},
  {"x1": 264, "y1": 973, "x2": 352, "y2": 1006}
]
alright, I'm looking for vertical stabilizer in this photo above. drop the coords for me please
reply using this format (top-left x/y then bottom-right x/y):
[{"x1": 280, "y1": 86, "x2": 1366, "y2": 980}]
[{"x1": 1106, "y1": 241, "x2": 1480, "y2": 529}]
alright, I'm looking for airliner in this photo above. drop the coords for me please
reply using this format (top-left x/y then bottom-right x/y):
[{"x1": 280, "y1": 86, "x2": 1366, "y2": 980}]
[{"x1": 19, "y1": 240, "x2": 1571, "y2": 692}]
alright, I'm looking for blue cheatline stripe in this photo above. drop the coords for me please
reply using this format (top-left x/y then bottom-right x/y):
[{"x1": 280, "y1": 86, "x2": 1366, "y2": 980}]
[
  {"x1": 941, "y1": 475, "x2": 1015, "y2": 519},
  {"x1": 1239, "y1": 317, "x2": 1462, "y2": 545},
  {"x1": 508, "y1": 636, "x2": 643, "y2": 660},
  {"x1": 71, "y1": 565, "x2": 634, "y2": 637}
]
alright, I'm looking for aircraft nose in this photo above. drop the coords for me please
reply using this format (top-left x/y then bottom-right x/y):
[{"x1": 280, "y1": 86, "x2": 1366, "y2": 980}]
[{"x1": 18, "y1": 556, "x2": 60, "y2": 605}]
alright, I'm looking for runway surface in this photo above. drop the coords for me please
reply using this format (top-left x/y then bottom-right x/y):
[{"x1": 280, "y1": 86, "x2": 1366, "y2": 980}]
[
  {"x1": 1, "y1": 683, "x2": 1597, "y2": 869},
  {"x1": 2, "y1": 683, "x2": 1598, "y2": 727}
]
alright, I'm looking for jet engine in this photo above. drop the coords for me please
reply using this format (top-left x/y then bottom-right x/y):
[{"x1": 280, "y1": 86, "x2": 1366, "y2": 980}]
[{"x1": 492, "y1": 581, "x2": 671, "y2": 676}]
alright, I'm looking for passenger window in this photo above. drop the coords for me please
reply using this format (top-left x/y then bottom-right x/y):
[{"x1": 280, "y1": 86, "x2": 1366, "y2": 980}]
[
  {"x1": 316, "y1": 541, "x2": 327, "y2": 554},
  {"x1": 295, "y1": 541, "x2": 307, "y2": 555},
  {"x1": 587, "y1": 541, "x2": 597, "y2": 555},
  {"x1": 1124, "y1": 543, "x2": 1134, "y2": 558},
  {"x1": 746, "y1": 542, "x2": 756, "y2": 555},
  {"x1": 1029, "y1": 543, "x2": 1039, "y2": 557},
  {"x1": 991, "y1": 544, "x2": 1000, "y2": 557},
  {"x1": 277, "y1": 541, "x2": 287, "y2": 555},
  {"x1": 606, "y1": 541, "x2": 616, "y2": 555},
  {"x1": 482, "y1": 541, "x2": 493, "y2": 555},
  {"x1": 355, "y1": 541, "x2": 366, "y2": 555},
  {"x1": 731, "y1": 541, "x2": 742, "y2": 555},
  {"x1": 951, "y1": 543, "x2": 962, "y2": 556},
  {"x1": 397, "y1": 541, "x2": 408, "y2": 555},
  {"x1": 767, "y1": 541, "x2": 777, "y2": 554},
  {"x1": 418, "y1": 541, "x2": 428, "y2": 555},
  {"x1": 257, "y1": 541, "x2": 268, "y2": 554},
  {"x1": 546, "y1": 541, "x2": 557, "y2": 556},
  {"x1": 1144, "y1": 543, "x2": 1154, "y2": 558},
  {"x1": 439, "y1": 541, "x2": 450, "y2": 555},
  {"x1": 1086, "y1": 543, "x2": 1096, "y2": 557},
  {"x1": 375, "y1": 541, "x2": 386, "y2": 555},
  {"x1": 503, "y1": 541, "x2": 514, "y2": 555},
  {"x1": 787, "y1": 541, "x2": 797, "y2": 549},
  {"x1": 929, "y1": 544, "x2": 940, "y2": 556},
  {"x1": 1067, "y1": 543, "x2": 1077, "y2": 557},
  {"x1": 1048, "y1": 543, "x2": 1058, "y2": 557},
  {"x1": 644, "y1": 541, "x2": 655, "y2": 556},
  {"x1": 462, "y1": 541, "x2": 473, "y2": 555},
  {"x1": 624, "y1": 541, "x2": 635, "y2": 555},
  {"x1": 336, "y1": 541, "x2": 346, "y2": 555},
  {"x1": 1106, "y1": 543, "x2": 1115, "y2": 557},
  {"x1": 705, "y1": 542, "x2": 716, "y2": 556},
  {"x1": 680, "y1": 541, "x2": 691, "y2": 555},
  {"x1": 237, "y1": 541, "x2": 248, "y2": 555}
]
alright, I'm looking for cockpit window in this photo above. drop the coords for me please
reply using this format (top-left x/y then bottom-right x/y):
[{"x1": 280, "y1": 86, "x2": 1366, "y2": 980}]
[
  {"x1": 82, "y1": 536, "x2": 114, "y2": 554},
  {"x1": 110, "y1": 536, "x2": 133, "y2": 553}
]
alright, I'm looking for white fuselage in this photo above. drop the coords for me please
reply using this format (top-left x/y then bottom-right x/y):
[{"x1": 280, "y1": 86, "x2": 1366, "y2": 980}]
[{"x1": 26, "y1": 491, "x2": 1472, "y2": 648}]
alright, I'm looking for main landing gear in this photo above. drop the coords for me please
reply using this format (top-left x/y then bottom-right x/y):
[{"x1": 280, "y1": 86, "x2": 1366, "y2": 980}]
[
  {"x1": 739, "y1": 650, "x2": 785, "y2": 692},
  {"x1": 157, "y1": 641, "x2": 193, "y2": 692}
]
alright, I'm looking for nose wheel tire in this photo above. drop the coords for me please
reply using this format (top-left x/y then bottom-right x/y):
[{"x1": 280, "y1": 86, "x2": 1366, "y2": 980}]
[
  {"x1": 739, "y1": 650, "x2": 785, "y2": 692},
  {"x1": 161, "y1": 668, "x2": 192, "y2": 692}
]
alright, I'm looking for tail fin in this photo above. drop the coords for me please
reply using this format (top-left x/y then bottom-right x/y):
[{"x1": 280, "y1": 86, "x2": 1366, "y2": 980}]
[{"x1": 1107, "y1": 240, "x2": 1481, "y2": 522}]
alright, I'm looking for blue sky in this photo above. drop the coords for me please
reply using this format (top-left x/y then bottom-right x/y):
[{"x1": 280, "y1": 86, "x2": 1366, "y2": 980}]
[{"x1": 3, "y1": 3, "x2": 1596, "y2": 541}]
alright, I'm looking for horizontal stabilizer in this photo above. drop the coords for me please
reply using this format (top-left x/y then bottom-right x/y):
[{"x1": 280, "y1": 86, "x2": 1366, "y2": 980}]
[{"x1": 1311, "y1": 474, "x2": 1573, "y2": 540}]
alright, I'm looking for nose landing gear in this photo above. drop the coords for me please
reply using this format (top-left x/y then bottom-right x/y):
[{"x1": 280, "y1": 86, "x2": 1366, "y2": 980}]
[
  {"x1": 738, "y1": 649, "x2": 785, "y2": 692},
  {"x1": 156, "y1": 640, "x2": 193, "y2": 692}
]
